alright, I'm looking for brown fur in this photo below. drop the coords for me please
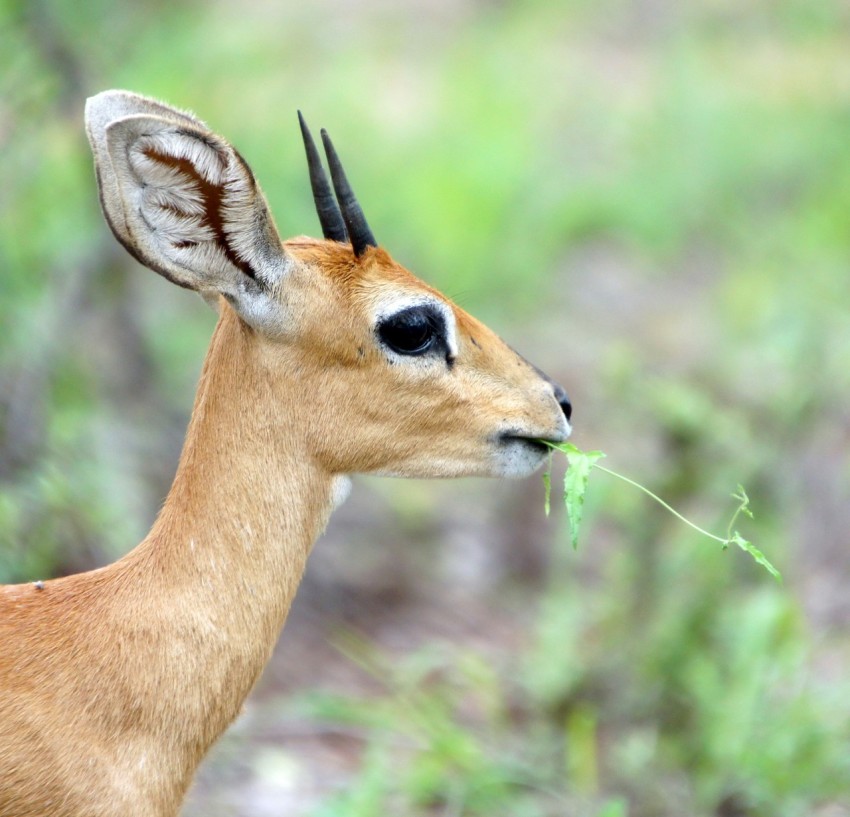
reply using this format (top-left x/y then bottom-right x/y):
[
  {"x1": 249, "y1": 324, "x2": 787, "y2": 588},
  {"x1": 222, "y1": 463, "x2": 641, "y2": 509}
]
[{"x1": 0, "y1": 94, "x2": 570, "y2": 816}]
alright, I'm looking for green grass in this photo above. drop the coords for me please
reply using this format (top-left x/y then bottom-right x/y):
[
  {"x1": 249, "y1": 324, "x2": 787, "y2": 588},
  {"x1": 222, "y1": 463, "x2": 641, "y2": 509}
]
[{"x1": 295, "y1": 583, "x2": 848, "y2": 817}]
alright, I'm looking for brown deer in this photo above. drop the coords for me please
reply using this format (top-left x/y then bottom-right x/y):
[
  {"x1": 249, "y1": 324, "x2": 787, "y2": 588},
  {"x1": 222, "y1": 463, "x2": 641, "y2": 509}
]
[{"x1": 0, "y1": 91, "x2": 572, "y2": 816}]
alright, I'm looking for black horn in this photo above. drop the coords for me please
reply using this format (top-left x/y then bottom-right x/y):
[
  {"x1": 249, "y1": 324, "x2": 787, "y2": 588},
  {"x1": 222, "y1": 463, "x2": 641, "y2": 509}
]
[
  {"x1": 298, "y1": 112, "x2": 347, "y2": 243},
  {"x1": 320, "y1": 128, "x2": 377, "y2": 257}
]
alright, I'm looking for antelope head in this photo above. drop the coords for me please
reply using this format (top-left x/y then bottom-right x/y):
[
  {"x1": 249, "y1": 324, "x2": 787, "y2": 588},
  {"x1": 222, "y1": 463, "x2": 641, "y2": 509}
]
[{"x1": 85, "y1": 91, "x2": 571, "y2": 482}]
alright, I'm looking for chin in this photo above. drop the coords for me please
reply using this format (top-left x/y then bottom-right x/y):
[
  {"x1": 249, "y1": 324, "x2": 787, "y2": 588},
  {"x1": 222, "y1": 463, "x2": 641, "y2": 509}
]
[{"x1": 489, "y1": 439, "x2": 552, "y2": 479}]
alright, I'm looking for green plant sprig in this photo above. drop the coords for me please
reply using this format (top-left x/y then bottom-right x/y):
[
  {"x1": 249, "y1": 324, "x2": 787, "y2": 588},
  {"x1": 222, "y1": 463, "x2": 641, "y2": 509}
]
[{"x1": 541, "y1": 441, "x2": 781, "y2": 582}]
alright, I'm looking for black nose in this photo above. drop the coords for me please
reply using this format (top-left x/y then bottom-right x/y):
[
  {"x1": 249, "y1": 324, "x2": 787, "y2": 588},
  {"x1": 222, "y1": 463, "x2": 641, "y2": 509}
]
[{"x1": 553, "y1": 383, "x2": 572, "y2": 422}]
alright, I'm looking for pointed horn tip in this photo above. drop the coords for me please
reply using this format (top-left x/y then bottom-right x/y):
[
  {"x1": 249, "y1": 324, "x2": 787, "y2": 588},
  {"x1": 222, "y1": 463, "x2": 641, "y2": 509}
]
[
  {"x1": 315, "y1": 125, "x2": 378, "y2": 255},
  {"x1": 320, "y1": 130, "x2": 343, "y2": 166},
  {"x1": 298, "y1": 110, "x2": 349, "y2": 244}
]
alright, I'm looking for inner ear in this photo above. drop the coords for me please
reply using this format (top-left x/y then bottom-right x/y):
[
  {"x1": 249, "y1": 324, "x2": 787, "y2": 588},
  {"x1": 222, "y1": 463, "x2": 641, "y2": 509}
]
[{"x1": 143, "y1": 147, "x2": 258, "y2": 282}]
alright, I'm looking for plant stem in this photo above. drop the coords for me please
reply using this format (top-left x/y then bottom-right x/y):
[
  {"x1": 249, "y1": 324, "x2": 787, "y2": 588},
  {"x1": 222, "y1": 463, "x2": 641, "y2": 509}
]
[{"x1": 592, "y1": 464, "x2": 727, "y2": 545}]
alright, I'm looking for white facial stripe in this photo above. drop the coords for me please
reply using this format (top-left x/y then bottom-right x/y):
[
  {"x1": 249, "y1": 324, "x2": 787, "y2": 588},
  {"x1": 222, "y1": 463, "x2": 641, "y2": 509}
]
[{"x1": 373, "y1": 293, "x2": 458, "y2": 358}]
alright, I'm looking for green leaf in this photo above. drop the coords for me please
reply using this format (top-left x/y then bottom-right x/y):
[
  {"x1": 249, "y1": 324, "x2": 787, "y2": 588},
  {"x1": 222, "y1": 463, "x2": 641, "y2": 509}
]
[
  {"x1": 542, "y1": 452, "x2": 553, "y2": 517},
  {"x1": 561, "y1": 443, "x2": 605, "y2": 550},
  {"x1": 732, "y1": 484, "x2": 755, "y2": 520},
  {"x1": 730, "y1": 532, "x2": 782, "y2": 583}
]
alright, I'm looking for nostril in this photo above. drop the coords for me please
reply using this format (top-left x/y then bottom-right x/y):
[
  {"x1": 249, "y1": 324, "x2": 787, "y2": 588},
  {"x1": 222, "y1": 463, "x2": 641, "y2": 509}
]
[{"x1": 552, "y1": 383, "x2": 572, "y2": 422}]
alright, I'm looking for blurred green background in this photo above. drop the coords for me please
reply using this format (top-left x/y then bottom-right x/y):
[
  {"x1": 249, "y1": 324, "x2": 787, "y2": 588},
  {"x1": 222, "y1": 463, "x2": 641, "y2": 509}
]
[{"x1": 2, "y1": 0, "x2": 850, "y2": 814}]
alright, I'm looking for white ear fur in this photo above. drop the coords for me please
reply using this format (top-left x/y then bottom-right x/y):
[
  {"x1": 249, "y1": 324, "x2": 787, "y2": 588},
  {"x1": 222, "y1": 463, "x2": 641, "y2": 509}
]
[{"x1": 85, "y1": 90, "x2": 291, "y2": 328}]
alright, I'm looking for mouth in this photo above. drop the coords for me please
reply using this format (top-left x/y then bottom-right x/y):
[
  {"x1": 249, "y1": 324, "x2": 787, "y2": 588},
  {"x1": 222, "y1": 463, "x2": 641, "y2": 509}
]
[
  {"x1": 498, "y1": 434, "x2": 563, "y2": 455},
  {"x1": 489, "y1": 433, "x2": 562, "y2": 479},
  {"x1": 491, "y1": 425, "x2": 571, "y2": 478}
]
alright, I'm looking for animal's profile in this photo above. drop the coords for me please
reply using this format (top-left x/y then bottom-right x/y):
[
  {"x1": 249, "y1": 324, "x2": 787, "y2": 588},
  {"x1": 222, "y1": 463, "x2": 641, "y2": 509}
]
[{"x1": 0, "y1": 91, "x2": 572, "y2": 816}]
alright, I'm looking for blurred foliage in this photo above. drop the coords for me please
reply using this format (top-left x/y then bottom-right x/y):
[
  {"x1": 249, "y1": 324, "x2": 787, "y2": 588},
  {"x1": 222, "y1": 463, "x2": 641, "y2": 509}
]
[{"x1": 2, "y1": 0, "x2": 850, "y2": 814}]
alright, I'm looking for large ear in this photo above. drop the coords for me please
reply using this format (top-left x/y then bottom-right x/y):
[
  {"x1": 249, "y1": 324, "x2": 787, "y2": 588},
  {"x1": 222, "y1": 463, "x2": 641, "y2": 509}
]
[{"x1": 85, "y1": 90, "x2": 291, "y2": 326}]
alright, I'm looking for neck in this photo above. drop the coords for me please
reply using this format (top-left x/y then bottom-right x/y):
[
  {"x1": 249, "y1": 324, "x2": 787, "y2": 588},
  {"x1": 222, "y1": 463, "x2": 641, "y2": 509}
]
[{"x1": 115, "y1": 309, "x2": 341, "y2": 801}]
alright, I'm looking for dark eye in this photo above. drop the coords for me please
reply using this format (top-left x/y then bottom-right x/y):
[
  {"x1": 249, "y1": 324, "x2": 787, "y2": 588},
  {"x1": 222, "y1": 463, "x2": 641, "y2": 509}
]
[{"x1": 378, "y1": 307, "x2": 439, "y2": 356}]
